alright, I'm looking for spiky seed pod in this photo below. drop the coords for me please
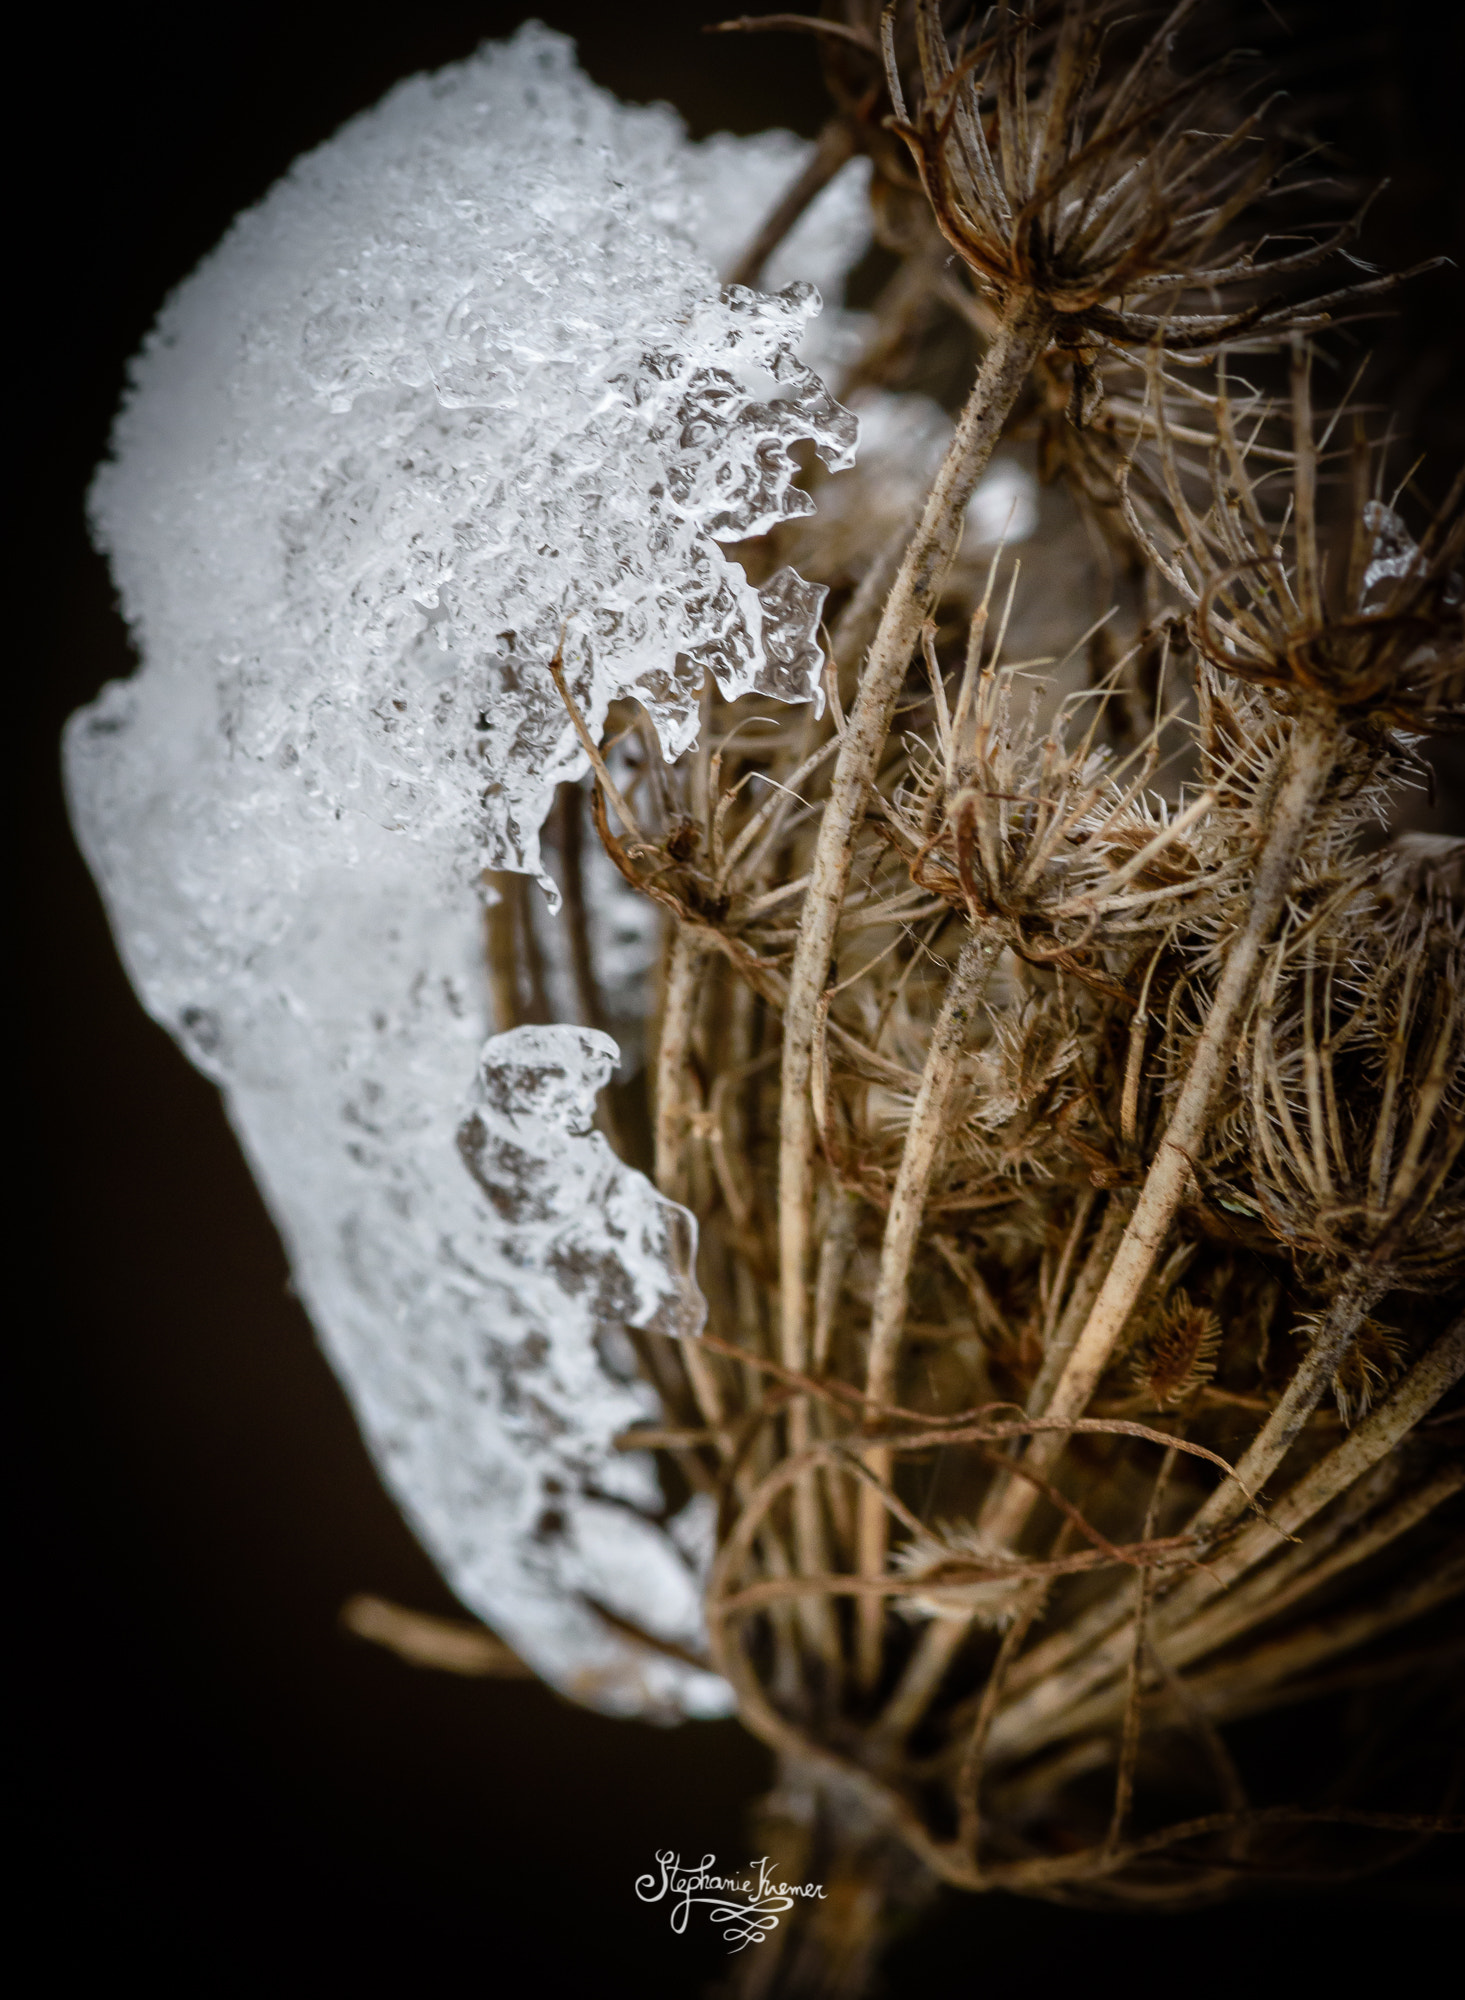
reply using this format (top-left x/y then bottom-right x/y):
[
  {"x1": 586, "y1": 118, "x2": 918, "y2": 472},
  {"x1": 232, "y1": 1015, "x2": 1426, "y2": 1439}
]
[
  {"x1": 1128, "y1": 1288, "x2": 1222, "y2": 1404},
  {"x1": 1330, "y1": 1317, "x2": 1409, "y2": 1426},
  {"x1": 1238, "y1": 903, "x2": 1465, "y2": 1292},
  {"x1": 885, "y1": 0, "x2": 1415, "y2": 355},
  {"x1": 885, "y1": 598, "x2": 1237, "y2": 973},
  {"x1": 1129, "y1": 345, "x2": 1465, "y2": 734}
]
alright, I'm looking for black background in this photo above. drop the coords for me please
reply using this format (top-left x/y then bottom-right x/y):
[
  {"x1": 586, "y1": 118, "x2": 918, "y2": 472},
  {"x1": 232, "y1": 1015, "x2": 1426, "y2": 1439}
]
[{"x1": 15, "y1": 4, "x2": 1463, "y2": 1993}]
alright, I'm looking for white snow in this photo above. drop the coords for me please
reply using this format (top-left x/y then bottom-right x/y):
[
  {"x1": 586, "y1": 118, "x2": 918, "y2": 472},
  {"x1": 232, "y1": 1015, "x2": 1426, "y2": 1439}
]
[{"x1": 66, "y1": 26, "x2": 874, "y2": 1719}]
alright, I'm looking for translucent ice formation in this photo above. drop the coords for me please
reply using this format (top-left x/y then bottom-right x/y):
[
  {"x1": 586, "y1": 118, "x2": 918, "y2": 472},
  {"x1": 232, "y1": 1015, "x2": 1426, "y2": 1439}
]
[
  {"x1": 67, "y1": 26, "x2": 871, "y2": 1719},
  {"x1": 87, "y1": 23, "x2": 856, "y2": 891},
  {"x1": 682, "y1": 129, "x2": 875, "y2": 386}
]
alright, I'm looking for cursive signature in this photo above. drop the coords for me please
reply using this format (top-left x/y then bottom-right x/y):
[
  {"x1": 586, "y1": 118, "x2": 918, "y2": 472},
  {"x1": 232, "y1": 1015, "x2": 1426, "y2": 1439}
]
[{"x1": 635, "y1": 1850, "x2": 826, "y2": 1952}]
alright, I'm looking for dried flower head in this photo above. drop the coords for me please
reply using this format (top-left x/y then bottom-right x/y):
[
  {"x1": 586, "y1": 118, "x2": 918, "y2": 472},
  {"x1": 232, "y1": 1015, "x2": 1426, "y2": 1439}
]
[
  {"x1": 1240, "y1": 903, "x2": 1465, "y2": 1291},
  {"x1": 1330, "y1": 1316, "x2": 1408, "y2": 1426},
  {"x1": 1131, "y1": 345, "x2": 1465, "y2": 731},
  {"x1": 886, "y1": 590, "x2": 1234, "y2": 975},
  {"x1": 884, "y1": 0, "x2": 1409, "y2": 355},
  {"x1": 1128, "y1": 1286, "x2": 1222, "y2": 1403}
]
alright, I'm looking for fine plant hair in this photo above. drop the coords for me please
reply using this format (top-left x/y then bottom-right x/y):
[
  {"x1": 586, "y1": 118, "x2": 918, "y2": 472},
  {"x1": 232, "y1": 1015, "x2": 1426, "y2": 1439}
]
[{"x1": 492, "y1": 1, "x2": 1465, "y2": 1971}]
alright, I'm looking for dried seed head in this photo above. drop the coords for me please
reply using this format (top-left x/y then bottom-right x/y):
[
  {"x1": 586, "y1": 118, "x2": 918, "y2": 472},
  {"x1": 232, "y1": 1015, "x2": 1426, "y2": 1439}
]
[
  {"x1": 1331, "y1": 1317, "x2": 1408, "y2": 1426},
  {"x1": 1237, "y1": 902, "x2": 1465, "y2": 1290},
  {"x1": 884, "y1": 1, "x2": 1411, "y2": 355},
  {"x1": 1129, "y1": 1287, "x2": 1221, "y2": 1404},
  {"x1": 1128, "y1": 348, "x2": 1465, "y2": 733},
  {"x1": 893, "y1": 608, "x2": 1234, "y2": 973},
  {"x1": 966, "y1": 998, "x2": 1080, "y2": 1134}
]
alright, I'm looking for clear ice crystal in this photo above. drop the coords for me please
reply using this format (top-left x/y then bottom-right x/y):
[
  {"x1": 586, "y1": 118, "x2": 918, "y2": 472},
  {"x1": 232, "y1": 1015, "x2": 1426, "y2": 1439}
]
[
  {"x1": 87, "y1": 22, "x2": 855, "y2": 890},
  {"x1": 445, "y1": 1025, "x2": 723, "y2": 1717},
  {"x1": 66, "y1": 27, "x2": 873, "y2": 1719},
  {"x1": 1361, "y1": 500, "x2": 1424, "y2": 601}
]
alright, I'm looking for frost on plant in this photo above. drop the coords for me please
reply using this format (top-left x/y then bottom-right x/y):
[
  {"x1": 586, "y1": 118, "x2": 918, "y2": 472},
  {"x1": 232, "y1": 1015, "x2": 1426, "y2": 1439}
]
[
  {"x1": 85, "y1": 24, "x2": 856, "y2": 890},
  {"x1": 65, "y1": 26, "x2": 869, "y2": 1718}
]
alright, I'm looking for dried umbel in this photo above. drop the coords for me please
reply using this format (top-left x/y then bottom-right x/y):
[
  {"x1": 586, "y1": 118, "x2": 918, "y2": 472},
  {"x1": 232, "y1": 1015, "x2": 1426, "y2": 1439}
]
[
  {"x1": 567, "y1": 1, "x2": 1464, "y2": 1966},
  {"x1": 1131, "y1": 342, "x2": 1465, "y2": 730},
  {"x1": 887, "y1": 0, "x2": 1397, "y2": 348},
  {"x1": 1239, "y1": 905, "x2": 1465, "y2": 1290}
]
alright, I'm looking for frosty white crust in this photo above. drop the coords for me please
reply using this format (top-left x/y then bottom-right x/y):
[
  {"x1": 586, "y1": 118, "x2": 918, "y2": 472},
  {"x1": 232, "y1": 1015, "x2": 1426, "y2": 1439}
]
[{"x1": 65, "y1": 26, "x2": 880, "y2": 1718}]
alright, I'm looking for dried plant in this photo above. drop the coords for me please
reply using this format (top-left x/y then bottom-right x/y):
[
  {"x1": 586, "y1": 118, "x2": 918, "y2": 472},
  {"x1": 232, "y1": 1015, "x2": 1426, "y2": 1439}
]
[
  {"x1": 546, "y1": 3, "x2": 1464, "y2": 1981},
  {"x1": 72, "y1": 8, "x2": 1464, "y2": 1993}
]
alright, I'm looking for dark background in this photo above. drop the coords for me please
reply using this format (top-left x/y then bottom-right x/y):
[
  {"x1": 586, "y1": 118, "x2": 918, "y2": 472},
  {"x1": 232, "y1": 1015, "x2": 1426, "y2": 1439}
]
[{"x1": 15, "y1": 4, "x2": 1462, "y2": 1993}]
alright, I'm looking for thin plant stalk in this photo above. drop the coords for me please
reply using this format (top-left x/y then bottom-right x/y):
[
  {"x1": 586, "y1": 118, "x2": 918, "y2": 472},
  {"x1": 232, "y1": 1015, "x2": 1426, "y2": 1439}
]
[
  {"x1": 1189, "y1": 1265, "x2": 1388, "y2": 1544},
  {"x1": 1059, "y1": 1550, "x2": 1465, "y2": 1751},
  {"x1": 654, "y1": 928, "x2": 728, "y2": 1440},
  {"x1": 856, "y1": 929, "x2": 1000, "y2": 1685},
  {"x1": 1162, "y1": 1462, "x2": 1465, "y2": 1672},
  {"x1": 986, "y1": 1314, "x2": 1465, "y2": 1761},
  {"x1": 778, "y1": 293, "x2": 1054, "y2": 1388}
]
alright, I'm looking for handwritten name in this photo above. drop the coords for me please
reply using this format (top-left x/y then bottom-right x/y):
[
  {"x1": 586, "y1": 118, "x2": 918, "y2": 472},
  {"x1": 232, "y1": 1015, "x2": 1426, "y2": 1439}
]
[{"x1": 635, "y1": 1850, "x2": 826, "y2": 1952}]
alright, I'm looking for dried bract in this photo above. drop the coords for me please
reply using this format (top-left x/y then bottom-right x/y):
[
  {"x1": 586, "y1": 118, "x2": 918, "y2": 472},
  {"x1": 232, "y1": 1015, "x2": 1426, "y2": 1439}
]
[
  {"x1": 1128, "y1": 1288, "x2": 1222, "y2": 1404},
  {"x1": 886, "y1": 0, "x2": 1407, "y2": 355},
  {"x1": 1131, "y1": 345, "x2": 1465, "y2": 731}
]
